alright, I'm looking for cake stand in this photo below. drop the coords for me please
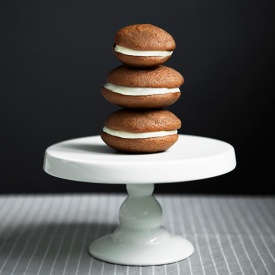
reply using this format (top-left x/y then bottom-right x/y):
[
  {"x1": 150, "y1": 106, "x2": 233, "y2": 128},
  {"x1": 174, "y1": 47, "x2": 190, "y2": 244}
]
[{"x1": 43, "y1": 134, "x2": 236, "y2": 266}]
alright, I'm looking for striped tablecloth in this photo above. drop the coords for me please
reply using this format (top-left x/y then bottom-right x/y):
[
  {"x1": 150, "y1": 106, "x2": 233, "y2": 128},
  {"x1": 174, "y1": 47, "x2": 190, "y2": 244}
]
[{"x1": 0, "y1": 194, "x2": 274, "y2": 275}]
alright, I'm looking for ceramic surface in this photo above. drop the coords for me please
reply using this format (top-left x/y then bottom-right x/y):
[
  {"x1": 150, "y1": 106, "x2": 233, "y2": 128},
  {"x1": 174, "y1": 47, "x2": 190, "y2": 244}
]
[
  {"x1": 43, "y1": 135, "x2": 236, "y2": 265},
  {"x1": 89, "y1": 184, "x2": 194, "y2": 265},
  {"x1": 44, "y1": 135, "x2": 236, "y2": 184}
]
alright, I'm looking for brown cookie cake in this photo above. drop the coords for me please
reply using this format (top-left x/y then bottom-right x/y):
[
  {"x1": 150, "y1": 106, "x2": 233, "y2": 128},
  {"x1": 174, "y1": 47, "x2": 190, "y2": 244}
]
[
  {"x1": 101, "y1": 109, "x2": 181, "y2": 153},
  {"x1": 113, "y1": 24, "x2": 176, "y2": 67},
  {"x1": 101, "y1": 65, "x2": 183, "y2": 109}
]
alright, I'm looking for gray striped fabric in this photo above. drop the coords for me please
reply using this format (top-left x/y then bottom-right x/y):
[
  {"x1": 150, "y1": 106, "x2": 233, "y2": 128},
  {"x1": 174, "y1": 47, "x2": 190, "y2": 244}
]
[{"x1": 0, "y1": 194, "x2": 274, "y2": 275}]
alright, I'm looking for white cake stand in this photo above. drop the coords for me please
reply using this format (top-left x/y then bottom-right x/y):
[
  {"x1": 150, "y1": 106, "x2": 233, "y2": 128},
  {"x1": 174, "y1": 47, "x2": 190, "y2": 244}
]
[{"x1": 43, "y1": 134, "x2": 236, "y2": 266}]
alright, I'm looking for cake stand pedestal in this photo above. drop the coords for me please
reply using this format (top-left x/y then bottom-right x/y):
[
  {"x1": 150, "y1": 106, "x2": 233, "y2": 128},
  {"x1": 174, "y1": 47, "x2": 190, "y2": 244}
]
[{"x1": 43, "y1": 134, "x2": 236, "y2": 266}]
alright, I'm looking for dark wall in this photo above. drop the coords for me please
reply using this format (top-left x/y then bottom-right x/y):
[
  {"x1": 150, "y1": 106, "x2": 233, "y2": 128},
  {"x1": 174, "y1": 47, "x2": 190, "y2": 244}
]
[{"x1": 1, "y1": 0, "x2": 274, "y2": 195}]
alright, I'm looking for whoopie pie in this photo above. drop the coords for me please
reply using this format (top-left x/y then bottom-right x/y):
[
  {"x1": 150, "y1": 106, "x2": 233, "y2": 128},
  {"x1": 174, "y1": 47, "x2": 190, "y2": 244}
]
[
  {"x1": 101, "y1": 65, "x2": 183, "y2": 109},
  {"x1": 113, "y1": 24, "x2": 176, "y2": 67},
  {"x1": 101, "y1": 108, "x2": 181, "y2": 153}
]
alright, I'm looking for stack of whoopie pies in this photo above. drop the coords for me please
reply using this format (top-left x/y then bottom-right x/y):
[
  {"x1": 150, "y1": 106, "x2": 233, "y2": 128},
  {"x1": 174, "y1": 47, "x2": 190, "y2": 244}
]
[{"x1": 101, "y1": 24, "x2": 183, "y2": 153}]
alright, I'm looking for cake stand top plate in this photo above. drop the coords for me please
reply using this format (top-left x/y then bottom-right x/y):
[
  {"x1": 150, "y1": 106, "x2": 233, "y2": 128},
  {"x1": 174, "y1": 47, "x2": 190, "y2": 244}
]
[{"x1": 43, "y1": 134, "x2": 236, "y2": 184}]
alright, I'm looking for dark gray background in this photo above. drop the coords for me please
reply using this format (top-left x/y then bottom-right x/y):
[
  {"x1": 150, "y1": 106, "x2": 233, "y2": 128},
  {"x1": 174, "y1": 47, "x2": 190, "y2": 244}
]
[{"x1": 1, "y1": 0, "x2": 274, "y2": 194}]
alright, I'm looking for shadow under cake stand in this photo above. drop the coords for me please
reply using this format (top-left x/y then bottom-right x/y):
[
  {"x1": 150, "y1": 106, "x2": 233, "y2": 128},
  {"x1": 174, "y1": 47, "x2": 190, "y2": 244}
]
[{"x1": 43, "y1": 134, "x2": 236, "y2": 266}]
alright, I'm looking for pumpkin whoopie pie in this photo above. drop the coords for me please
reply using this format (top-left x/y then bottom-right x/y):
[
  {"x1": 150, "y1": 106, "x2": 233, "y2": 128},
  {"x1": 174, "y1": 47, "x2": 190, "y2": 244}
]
[
  {"x1": 101, "y1": 109, "x2": 181, "y2": 153},
  {"x1": 113, "y1": 24, "x2": 176, "y2": 67},
  {"x1": 101, "y1": 65, "x2": 183, "y2": 109}
]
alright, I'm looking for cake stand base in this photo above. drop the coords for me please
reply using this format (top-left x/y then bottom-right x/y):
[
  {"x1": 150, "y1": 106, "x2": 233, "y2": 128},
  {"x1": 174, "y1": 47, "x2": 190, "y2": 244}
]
[
  {"x1": 89, "y1": 184, "x2": 194, "y2": 266},
  {"x1": 44, "y1": 134, "x2": 236, "y2": 266}
]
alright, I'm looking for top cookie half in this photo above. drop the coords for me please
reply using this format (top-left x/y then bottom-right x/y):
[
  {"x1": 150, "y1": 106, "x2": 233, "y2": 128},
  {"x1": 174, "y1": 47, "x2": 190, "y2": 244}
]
[{"x1": 113, "y1": 24, "x2": 176, "y2": 67}]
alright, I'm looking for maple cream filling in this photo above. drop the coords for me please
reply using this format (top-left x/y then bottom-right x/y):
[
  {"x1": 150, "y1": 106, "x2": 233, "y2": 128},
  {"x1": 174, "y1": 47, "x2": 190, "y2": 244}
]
[
  {"x1": 115, "y1": 45, "x2": 173, "y2": 57},
  {"x1": 104, "y1": 83, "x2": 180, "y2": 96},
  {"x1": 103, "y1": 126, "x2": 177, "y2": 139}
]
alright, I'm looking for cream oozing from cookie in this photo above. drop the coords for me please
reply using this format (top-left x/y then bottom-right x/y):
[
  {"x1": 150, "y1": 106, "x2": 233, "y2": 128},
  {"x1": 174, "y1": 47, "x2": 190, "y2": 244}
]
[
  {"x1": 103, "y1": 126, "x2": 177, "y2": 139},
  {"x1": 104, "y1": 83, "x2": 180, "y2": 96},
  {"x1": 115, "y1": 45, "x2": 173, "y2": 57}
]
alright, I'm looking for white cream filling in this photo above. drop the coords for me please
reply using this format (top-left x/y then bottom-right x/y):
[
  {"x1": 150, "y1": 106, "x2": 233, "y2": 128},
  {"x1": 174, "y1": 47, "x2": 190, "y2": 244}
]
[
  {"x1": 104, "y1": 83, "x2": 180, "y2": 96},
  {"x1": 115, "y1": 45, "x2": 173, "y2": 57},
  {"x1": 103, "y1": 126, "x2": 177, "y2": 139}
]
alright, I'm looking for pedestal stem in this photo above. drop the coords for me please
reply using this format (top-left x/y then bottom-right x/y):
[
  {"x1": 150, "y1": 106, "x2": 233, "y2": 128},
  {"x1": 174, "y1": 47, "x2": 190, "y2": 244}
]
[{"x1": 119, "y1": 184, "x2": 162, "y2": 231}]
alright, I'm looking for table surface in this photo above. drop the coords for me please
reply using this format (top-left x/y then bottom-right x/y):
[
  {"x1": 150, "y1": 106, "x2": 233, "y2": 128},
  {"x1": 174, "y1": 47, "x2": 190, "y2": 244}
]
[
  {"x1": 0, "y1": 194, "x2": 274, "y2": 275},
  {"x1": 44, "y1": 135, "x2": 236, "y2": 184}
]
